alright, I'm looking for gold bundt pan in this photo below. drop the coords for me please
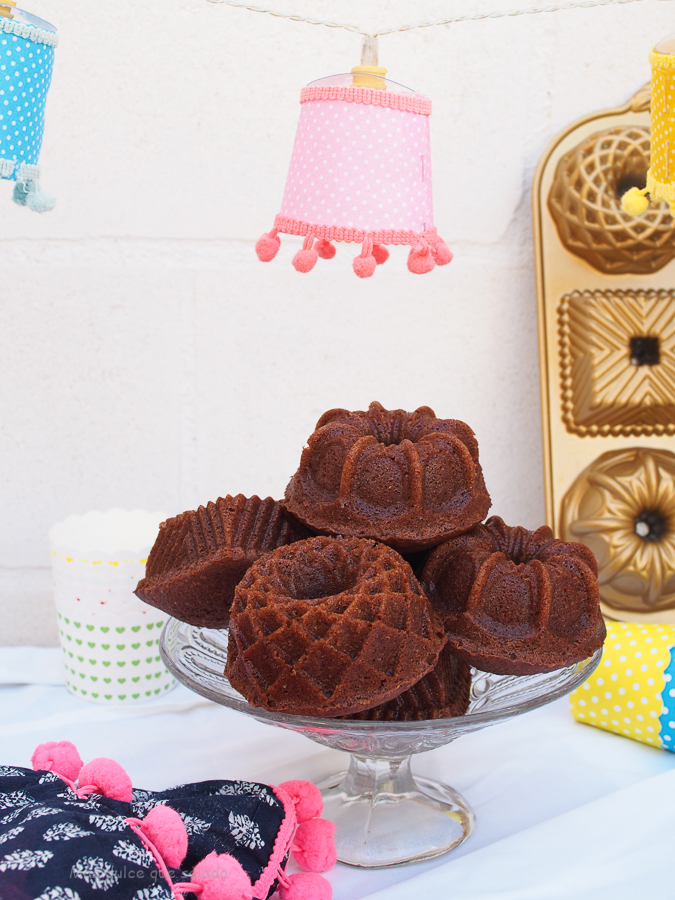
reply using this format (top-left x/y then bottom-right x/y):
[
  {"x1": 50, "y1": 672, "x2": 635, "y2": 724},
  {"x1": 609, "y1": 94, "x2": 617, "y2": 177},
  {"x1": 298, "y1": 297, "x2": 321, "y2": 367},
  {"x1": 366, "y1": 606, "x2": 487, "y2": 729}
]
[
  {"x1": 560, "y1": 447, "x2": 675, "y2": 615},
  {"x1": 548, "y1": 125, "x2": 675, "y2": 274},
  {"x1": 558, "y1": 288, "x2": 675, "y2": 438}
]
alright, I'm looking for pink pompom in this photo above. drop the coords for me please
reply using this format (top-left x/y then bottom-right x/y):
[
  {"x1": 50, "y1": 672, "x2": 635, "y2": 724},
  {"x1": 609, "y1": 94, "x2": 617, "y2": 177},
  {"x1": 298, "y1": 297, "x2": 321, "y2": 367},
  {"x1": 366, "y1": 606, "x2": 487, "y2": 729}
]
[
  {"x1": 255, "y1": 233, "x2": 280, "y2": 262},
  {"x1": 78, "y1": 757, "x2": 133, "y2": 802},
  {"x1": 141, "y1": 805, "x2": 188, "y2": 868},
  {"x1": 31, "y1": 741, "x2": 83, "y2": 782},
  {"x1": 372, "y1": 244, "x2": 390, "y2": 265},
  {"x1": 315, "y1": 239, "x2": 336, "y2": 260},
  {"x1": 193, "y1": 852, "x2": 253, "y2": 900},
  {"x1": 353, "y1": 254, "x2": 377, "y2": 278},
  {"x1": 292, "y1": 819, "x2": 337, "y2": 873},
  {"x1": 278, "y1": 872, "x2": 332, "y2": 900},
  {"x1": 407, "y1": 246, "x2": 436, "y2": 275},
  {"x1": 278, "y1": 780, "x2": 323, "y2": 822},
  {"x1": 432, "y1": 238, "x2": 453, "y2": 266},
  {"x1": 293, "y1": 248, "x2": 319, "y2": 273}
]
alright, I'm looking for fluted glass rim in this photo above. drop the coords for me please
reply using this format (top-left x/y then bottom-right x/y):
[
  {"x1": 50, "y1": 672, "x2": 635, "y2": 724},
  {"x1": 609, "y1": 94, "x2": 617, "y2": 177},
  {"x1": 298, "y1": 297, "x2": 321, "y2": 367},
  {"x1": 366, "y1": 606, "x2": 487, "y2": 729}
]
[{"x1": 160, "y1": 618, "x2": 602, "y2": 738}]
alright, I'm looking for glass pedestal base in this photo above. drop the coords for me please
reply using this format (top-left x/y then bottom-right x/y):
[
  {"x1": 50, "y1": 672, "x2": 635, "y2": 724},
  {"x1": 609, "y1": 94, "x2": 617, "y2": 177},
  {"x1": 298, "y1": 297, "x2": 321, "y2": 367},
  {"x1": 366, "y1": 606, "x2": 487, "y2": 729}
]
[
  {"x1": 317, "y1": 755, "x2": 474, "y2": 868},
  {"x1": 160, "y1": 621, "x2": 602, "y2": 868}
]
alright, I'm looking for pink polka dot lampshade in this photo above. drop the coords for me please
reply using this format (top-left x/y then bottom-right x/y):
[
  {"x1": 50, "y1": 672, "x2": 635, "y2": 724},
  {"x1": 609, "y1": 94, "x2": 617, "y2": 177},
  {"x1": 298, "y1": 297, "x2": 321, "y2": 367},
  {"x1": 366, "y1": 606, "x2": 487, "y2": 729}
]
[{"x1": 255, "y1": 73, "x2": 452, "y2": 278}]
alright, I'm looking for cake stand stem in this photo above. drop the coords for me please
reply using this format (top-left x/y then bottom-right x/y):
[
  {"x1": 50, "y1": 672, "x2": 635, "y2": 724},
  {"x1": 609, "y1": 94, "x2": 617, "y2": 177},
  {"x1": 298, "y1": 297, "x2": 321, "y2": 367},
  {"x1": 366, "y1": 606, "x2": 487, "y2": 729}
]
[{"x1": 317, "y1": 753, "x2": 475, "y2": 868}]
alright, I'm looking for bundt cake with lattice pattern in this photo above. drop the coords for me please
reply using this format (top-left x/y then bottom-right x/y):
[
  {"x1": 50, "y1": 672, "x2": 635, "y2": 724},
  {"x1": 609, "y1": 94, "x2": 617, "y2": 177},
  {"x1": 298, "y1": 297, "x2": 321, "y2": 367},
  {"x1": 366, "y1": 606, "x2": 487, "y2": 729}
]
[
  {"x1": 340, "y1": 644, "x2": 471, "y2": 721},
  {"x1": 135, "y1": 495, "x2": 309, "y2": 628},
  {"x1": 284, "y1": 401, "x2": 491, "y2": 552},
  {"x1": 226, "y1": 535, "x2": 446, "y2": 717},
  {"x1": 421, "y1": 516, "x2": 605, "y2": 675}
]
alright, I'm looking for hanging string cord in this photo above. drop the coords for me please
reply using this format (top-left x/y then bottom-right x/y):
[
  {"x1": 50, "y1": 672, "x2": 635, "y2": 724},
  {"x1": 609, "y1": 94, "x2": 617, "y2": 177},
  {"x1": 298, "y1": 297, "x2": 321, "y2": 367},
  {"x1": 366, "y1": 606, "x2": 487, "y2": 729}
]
[{"x1": 205, "y1": 0, "x2": 663, "y2": 37}]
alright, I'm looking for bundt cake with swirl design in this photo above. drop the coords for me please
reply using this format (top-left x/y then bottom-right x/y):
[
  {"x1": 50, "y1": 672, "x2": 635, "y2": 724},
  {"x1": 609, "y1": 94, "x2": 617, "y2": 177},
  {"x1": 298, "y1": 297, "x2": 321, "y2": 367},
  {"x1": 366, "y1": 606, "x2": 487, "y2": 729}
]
[
  {"x1": 420, "y1": 516, "x2": 605, "y2": 675},
  {"x1": 226, "y1": 535, "x2": 446, "y2": 717},
  {"x1": 284, "y1": 401, "x2": 491, "y2": 552},
  {"x1": 135, "y1": 494, "x2": 309, "y2": 628}
]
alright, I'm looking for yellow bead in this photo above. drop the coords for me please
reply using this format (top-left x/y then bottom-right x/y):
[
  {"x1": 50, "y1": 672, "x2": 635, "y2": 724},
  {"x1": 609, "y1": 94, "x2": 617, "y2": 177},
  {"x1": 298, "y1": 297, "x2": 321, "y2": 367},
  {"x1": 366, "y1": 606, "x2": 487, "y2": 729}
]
[{"x1": 621, "y1": 187, "x2": 649, "y2": 216}]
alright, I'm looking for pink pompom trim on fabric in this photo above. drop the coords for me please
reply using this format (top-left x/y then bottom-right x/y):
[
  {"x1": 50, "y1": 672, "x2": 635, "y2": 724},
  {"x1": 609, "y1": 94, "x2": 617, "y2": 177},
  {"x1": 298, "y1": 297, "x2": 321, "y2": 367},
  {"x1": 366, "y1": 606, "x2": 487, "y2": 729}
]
[
  {"x1": 315, "y1": 239, "x2": 336, "y2": 260},
  {"x1": 255, "y1": 232, "x2": 280, "y2": 262},
  {"x1": 278, "y1": 872, "x2": 333, "y2": 900},
  {"x1": 259, "y1": 219, "x2": 448, "y2": 275},
  {"x1": 431, "y1": 237, "x2": 453, "y2": 266},
  {"x1": 407, "y1": 240, "x2": 436, "y2": 274},
  {"x1": 78, "y1": 758, "x2": 133, "y2": 802},
  {"x1": 277, "y1": 781, "x2": 323, "y2": 823},
  {"x1": 292, "y1": 819, "x2": 337, "y2": 873},
  {"x1": 293, "y1": 248, "x2": 318, "y2": 273},
  {"x1": 250, "y1": 783, "x2": 299, "y2": 900},
  {"x1": 31, "y1": 741, "x2": 83, "y2": 782},
  {"x1": 372, "y1": 244, "x2": 390, "y2": 265},
  {"x1": 191, "y1": 852, "x2": 253, "y2": 900},
  {"x1": 273, "y1": 216, "x2": 438, "y2": 247},
  {"x1": 300, "y1": 85, "x2": 431, "y2": 116},
  {"x1": 292, "y1": 233, "x2": 319, "y2": 273},
  {"x1": 353, "y1": 254, "x2": 376, "y2": 278},
  {"x1": 141, "y1": 805, "x2": 188, "y2": 868}
]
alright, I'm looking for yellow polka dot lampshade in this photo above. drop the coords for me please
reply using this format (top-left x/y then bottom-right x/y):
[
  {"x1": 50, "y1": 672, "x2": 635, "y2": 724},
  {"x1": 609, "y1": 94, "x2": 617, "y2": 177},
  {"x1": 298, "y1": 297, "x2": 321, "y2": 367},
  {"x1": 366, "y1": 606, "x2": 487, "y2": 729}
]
[
  {"x1": 622, "y1": 36, "x2": 675, "y2": 216},
  {"x1": 0, "y1": 5, "x2": 57, "y2": 212},
  {"x1": 570, "y1": 622, "x2": 675, "y2": 750},
  {"x1": 254, "y1": 69, "x2": 452, "y2": 278}
]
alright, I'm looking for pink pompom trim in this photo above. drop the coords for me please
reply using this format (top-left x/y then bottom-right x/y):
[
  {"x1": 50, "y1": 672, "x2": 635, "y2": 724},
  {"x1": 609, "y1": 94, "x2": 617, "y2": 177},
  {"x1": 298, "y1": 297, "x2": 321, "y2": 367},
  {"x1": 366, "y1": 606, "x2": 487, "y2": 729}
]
[
  {"x1": 353, "y1": 254, "x2": 376, "y2": 278},
  {"x1": 255, "y1": 232, "x2": 281, "y2": 262},
  {"x1": 192, "y1": 852, "x2": 253, "y2": 900},
  {"x1": 277, "y1": 780, "x2": 323, "y2": 823},
  {"x1": 315, "y1": 239, "x2": 336, "y2": 260},
  {"x1": 292, "y1": 818, "x2": 337, "y2": 873},
  {"x1": 31, "y1": 741, "x2": 83, "y2": 782},
  {"x1": 293, "y1": 248, "x2": 319, "y2": 273},
  {"x1": 141, "y1": 805, "x2": 188, "y2": 868},
  {"x1": 278, "y1": 872, "x2": 333, "y2": 900},
  {"x1": 431, "y1": 237, "x2": 453, "y2": 266},
  {"x1": 407, "y1": 244, "x2": 436, "y2": 275},
  {"x1": 78, "y1": 757, "x2": 133, "y2": 802},
  {"x1": 372, "y1": 243, "x2": 390, "y2": 265}
]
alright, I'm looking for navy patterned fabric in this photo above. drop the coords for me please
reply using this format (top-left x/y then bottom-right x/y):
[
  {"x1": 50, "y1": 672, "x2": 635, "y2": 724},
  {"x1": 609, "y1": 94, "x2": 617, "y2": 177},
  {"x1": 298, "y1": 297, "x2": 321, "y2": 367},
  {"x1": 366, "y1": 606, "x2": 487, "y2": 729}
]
[{"x1": 0, "y1": 766, "x2": 288, "y2": 900}]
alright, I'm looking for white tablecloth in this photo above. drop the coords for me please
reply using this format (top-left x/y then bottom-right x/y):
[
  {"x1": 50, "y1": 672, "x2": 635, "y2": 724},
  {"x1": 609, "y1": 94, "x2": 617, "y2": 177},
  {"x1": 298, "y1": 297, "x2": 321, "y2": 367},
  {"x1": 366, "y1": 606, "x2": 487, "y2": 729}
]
[{"x1": 1, "y1": 647, "x2": 674, "y2": 900}]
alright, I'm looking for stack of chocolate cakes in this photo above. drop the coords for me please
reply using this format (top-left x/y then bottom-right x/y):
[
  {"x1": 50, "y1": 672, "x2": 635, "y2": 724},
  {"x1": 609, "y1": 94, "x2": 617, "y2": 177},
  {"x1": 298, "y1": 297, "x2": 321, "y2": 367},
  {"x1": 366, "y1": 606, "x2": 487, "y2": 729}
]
[{"x1": 135, "y1": 402, "x2": 606, "y2": 720}]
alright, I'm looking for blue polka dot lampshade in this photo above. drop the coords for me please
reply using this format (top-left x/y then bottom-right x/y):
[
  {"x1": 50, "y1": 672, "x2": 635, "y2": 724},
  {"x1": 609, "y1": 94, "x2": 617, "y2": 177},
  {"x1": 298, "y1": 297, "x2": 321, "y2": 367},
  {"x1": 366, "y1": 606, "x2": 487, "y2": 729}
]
[{"x1": 0, "y1": 5, "x2": 57, "y2": 212}]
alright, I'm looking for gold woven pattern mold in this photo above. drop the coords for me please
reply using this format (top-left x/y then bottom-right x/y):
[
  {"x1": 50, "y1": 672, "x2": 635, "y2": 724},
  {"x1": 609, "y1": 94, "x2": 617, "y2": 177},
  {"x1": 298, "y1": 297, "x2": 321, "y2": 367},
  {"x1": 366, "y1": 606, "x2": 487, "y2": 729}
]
[
  {"x1": 558, "y1": 288, "x2": 675, "y2": 437},
  {"x1": 548, "y1": 125, "x2": 675, "y2": 274},
  {"x1": 560, "y1": 448, "x2": 675, "y2": 613}
]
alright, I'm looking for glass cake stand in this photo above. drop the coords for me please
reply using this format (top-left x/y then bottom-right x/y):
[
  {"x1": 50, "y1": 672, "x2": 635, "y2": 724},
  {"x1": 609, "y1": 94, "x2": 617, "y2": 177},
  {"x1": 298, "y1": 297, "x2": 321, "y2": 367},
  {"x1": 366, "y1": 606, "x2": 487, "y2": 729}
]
[{"x1": 160, "y1": 619, "x2": 601, "y2": 869}]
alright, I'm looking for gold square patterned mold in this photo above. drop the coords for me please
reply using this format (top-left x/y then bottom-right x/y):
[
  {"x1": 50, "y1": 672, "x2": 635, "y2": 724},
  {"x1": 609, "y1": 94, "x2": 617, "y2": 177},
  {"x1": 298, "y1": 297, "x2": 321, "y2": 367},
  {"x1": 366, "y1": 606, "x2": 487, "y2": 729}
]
[
  {"x1": 558, "y1": 288, "x2": 675, "y2": 437},
  {"x1": 534, "y1": 84, "x2": 675, "y2": 624}
]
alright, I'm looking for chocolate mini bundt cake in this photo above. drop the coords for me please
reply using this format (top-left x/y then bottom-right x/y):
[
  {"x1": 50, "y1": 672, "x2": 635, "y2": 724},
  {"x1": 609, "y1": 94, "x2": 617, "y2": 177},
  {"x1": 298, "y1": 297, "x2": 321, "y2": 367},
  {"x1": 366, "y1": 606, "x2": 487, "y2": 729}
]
[
  {"x1": 420, "y1": 516, "x2": 606, "y2": 675},
  {"x1": 284, "y1": 401, "x2": 491, "y2": 552},
  {"x1": 226, "y1": 535, "x2": 446, "y2": 717},
  {"x1": 135, "y1": 495, "x2": 309, "y2": 628},
  {"x1": 340, "y1": 644, "x2": 472, "y2": 721}
]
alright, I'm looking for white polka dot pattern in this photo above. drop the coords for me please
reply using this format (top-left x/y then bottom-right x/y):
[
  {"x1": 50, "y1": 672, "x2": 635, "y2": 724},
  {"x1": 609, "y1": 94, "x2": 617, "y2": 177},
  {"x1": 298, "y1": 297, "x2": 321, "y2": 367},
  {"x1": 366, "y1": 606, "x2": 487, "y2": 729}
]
[
  {"x1": 570, "y1": 622, "x2": 675, "y2": 751},
  {"x1": 0, "y1": 31, "x2": 54, "y2": 177},
  {"x1": 279, "y1": 94, "x2": 434, "y2": 233},
  {"x1": 647, "y1": 50, "x2": 675, "y2": 203}
]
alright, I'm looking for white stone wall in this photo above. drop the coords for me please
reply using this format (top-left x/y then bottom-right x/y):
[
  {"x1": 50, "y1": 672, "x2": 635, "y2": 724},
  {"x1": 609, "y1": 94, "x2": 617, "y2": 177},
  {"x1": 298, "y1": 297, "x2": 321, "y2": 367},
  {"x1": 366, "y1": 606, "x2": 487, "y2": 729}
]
[{"x1": 0, "y1": 0, "x2": 669, "y2": 644}]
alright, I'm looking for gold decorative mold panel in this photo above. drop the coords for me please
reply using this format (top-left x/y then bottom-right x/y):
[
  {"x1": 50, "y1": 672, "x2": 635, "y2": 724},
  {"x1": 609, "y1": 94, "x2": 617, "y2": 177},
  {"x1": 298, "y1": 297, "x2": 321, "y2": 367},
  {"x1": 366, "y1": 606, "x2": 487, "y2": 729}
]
[
  {"x1": 548, "y1": 124, "x2": 675, "y2": 275},
  {"x1": 560, "y1": 448, "x2": 675, "y2": 616},
  {"x1": 534, "y1": 84, "x2": 675, "y2": 625},
  {"x1": 558, "y1": 288, "x2": 675, "y2": 437}
]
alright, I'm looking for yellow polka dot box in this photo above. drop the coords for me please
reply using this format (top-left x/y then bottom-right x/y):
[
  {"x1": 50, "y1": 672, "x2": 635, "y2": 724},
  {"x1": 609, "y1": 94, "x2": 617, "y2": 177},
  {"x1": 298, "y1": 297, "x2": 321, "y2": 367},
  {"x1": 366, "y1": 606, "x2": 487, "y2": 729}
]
[{"x1": 570, "y1": 623, "x2": 675, "y2": 750}]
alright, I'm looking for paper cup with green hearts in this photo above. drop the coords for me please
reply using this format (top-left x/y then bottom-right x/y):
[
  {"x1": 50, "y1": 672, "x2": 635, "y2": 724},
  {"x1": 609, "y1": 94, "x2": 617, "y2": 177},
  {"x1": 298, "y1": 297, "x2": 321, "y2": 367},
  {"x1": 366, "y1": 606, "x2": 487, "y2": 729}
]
[{"x1": 50, "y1": 509, "x2": 176, "y2": 703}]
